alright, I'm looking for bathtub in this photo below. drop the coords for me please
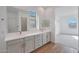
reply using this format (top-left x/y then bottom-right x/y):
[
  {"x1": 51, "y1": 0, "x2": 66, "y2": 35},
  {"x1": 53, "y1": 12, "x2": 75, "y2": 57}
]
[{"x1": 55, "y1": 34, "x2": 78, "y2": 52}]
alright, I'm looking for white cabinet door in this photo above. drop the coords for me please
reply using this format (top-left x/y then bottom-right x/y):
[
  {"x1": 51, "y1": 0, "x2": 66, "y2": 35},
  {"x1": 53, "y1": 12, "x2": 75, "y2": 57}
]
[
  {"x1": 24, "y1": 36, "x2": 35, "y2": 53},
  {"x1": 7, "y1": 39, "x2": 24, "y2": 53},
  {"x1": 35, "y1": 34, "x2": 43, "y2": 49},
  {"x1": 43, "y1": 33, "x2": 47, "y2": 45},
  {"x1": 43, "y1": 32, "x2": 51, "y2": 45},
  {"x1": 46, "y1": 32, "x2": 51, "y2": 42}
]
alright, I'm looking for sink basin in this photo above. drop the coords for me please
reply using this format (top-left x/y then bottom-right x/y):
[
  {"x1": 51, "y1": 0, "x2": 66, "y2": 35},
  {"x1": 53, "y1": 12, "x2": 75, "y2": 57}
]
[{"x1": 72, "y1": 36, "x2": 78, "y2": 40}]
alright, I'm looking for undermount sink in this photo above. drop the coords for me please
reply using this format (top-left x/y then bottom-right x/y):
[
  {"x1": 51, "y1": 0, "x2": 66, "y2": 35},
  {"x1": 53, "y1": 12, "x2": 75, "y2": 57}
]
[{"x1": 72, "y1": 36, "x2": 78, "y2": 40}]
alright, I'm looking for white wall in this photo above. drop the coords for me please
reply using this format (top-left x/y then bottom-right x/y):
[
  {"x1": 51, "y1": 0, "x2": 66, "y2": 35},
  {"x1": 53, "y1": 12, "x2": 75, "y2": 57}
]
[
  {"x1": 55, "y1": 7, "x2": 78, "y2": 35},
  {"x1": 0, "y1": 6, "x2": 7, "y2": 52},
  {"x1": 48, "y1": 8, "x2": 55, "y2": 42},
  {"x1": 7, "y1": 7, "x2": 19, "y2": 33},
  {"x1": 55, "y1": 7, "x2": 78, "y2": 50}
]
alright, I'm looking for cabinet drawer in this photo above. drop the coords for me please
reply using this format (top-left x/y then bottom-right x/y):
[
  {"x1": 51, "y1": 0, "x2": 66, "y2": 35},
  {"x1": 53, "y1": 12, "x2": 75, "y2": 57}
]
[
  {"x1": 35, "y1": 38, "x2": 42, "y2": 43},
  {"x1": 25, "y1": 36, "x2": 35, "y2": 40},
  {"x1": 35, "y1": 34, "x2": 43, "y2": 40},
  {"x1": 43, "y1": 32, "x2": 51, "y2": 44},
  {"x1": 46, "y1": 32, "x2": 51, "y2": 42},
  {"x1": 7, "y1": 39, "x2": 23, "y2": 45},
  {"x1": 35, "y1": 40, "x2": 42, "y2": 48},
  {"x1": 35, "y1": 44, "x2": 41, "y2": 49}
]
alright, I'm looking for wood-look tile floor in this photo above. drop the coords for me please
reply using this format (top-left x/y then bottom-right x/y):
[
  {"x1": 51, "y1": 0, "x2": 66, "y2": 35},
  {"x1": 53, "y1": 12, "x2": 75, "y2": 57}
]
[{"x1": 32, "y1": 42, "x2": 63, "y2": 53}]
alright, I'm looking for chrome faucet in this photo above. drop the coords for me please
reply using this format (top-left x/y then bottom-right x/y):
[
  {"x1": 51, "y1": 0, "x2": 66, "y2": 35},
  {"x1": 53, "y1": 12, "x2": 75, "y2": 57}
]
[{"x1": 19, "y1": 31, "x2": 22, "y2": 34}]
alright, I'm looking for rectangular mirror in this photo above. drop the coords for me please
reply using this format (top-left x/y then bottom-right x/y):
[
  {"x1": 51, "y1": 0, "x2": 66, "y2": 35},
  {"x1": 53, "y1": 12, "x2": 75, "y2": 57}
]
[
  {"x1": 20, "y1": 11, "x2": 28, "y2": 32},
  {"x1": 39, "y1": 19, "x2": 50, "y2": 29},
  {"x1": 20, "y1": 11, "x2": 37, "y2": 31},
  {"x1": 26, "y1": 11, "x2": 37, "y2": 31}
]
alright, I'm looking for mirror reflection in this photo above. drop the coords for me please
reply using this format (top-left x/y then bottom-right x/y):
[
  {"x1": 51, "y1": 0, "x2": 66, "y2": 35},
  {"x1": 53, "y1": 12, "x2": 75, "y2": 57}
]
[{"x1": 21, "y1": 17, "x2": 27, "y2": 31}]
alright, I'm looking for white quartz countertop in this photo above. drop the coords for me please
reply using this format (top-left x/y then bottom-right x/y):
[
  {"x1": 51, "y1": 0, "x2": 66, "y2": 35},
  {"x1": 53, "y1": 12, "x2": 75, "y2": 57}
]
[{"x1": 5, "y1": 29, "x2": 51, "y2": 41}]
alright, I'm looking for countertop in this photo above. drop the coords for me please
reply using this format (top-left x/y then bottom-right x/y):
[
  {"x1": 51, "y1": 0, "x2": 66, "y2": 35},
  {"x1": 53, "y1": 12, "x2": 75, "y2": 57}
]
[{"x1": 5, "y1": 29, "x2": 51, "y2": 41}]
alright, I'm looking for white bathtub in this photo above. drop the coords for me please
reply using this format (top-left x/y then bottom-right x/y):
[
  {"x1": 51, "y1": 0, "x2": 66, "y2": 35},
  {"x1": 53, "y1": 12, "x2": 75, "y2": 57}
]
[{"x1": 55, "y1": 34, "x2": 78, "y2": 52}]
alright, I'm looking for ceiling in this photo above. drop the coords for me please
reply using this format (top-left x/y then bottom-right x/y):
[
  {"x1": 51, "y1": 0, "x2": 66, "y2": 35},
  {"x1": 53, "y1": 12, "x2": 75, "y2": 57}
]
[{"x1": 13, "y1": 6, "x2": 56, "y2": 11}]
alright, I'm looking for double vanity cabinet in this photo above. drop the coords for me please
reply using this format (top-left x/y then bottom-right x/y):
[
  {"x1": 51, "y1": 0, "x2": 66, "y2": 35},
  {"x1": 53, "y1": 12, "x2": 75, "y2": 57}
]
[
  {"x1": 6, "y1": 30, "x2": 51, "y2": 53},
  {"x1": 4, "y1": 6, "x2": 51, "y2": 53}
]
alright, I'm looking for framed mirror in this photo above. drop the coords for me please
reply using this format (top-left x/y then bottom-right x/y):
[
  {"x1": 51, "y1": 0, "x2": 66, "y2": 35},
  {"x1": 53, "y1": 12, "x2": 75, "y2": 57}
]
[
  {"x1": 39, "y1": 19, "x2": 50, "y2": 30},
  {"x1": 27, "y1": 11, "x2": 37, "y2": 31},
  {"x1": 21, "y1": 17, "x2": 27, "y2": 31},
  {"x1": 20, "y1": 11, "x2": 37, "y2": 31}
]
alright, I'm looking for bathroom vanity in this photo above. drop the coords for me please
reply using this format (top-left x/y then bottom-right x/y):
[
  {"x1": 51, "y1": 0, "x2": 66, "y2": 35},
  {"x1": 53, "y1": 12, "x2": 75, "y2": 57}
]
[
  {"x1": 5, "y1": 6, "x2": 51, "y2": 53},
  {"x1": 5, "y1": 29, "x2": 51, "y2": 53}
]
